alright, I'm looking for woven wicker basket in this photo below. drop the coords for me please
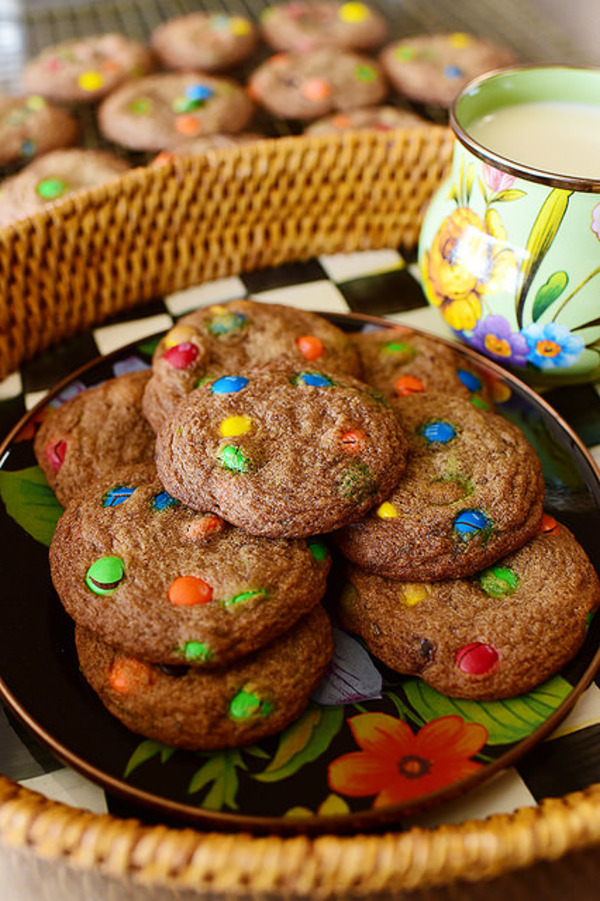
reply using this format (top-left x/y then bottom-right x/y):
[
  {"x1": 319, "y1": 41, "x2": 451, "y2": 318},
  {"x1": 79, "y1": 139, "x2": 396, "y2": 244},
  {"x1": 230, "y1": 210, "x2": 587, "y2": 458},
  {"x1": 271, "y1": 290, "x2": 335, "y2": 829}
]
[{"x1": 2, "y1": 126, "x2": 600, "y2": 900}]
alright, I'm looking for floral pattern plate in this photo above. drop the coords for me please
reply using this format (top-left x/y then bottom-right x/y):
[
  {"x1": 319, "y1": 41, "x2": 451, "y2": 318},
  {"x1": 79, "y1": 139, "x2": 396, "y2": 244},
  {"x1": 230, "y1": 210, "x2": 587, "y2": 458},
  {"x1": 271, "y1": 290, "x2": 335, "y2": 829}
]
[{"x1": 0, "y1": 313, "x2": 599, "y2": 834}]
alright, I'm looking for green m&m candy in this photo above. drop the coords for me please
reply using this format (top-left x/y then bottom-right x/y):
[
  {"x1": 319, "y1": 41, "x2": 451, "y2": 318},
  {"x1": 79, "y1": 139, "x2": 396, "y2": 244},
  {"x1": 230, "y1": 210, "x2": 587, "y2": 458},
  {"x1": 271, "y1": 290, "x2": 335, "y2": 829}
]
[
  {"x1": 36, "y1": 177, "x2": 68, "y2": 200},
  {"x1": 85, "y1": 556, "x2": 125, "y2": 595}
]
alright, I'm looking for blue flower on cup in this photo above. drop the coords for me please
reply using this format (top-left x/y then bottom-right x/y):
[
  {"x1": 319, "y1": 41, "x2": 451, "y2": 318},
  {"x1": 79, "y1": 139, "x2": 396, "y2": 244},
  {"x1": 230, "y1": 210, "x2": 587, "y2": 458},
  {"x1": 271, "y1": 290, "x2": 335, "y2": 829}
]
[{"x1": 521, "y1": 321, "x2": 585, "y2": 370}]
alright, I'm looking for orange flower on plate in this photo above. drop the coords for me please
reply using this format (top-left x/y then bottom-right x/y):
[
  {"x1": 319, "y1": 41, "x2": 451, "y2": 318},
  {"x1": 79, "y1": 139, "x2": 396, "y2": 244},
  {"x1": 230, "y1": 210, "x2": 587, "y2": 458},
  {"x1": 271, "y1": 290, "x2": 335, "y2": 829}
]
[{"x1": 328, "y1": 713, "x2": 488, "y2": 808}]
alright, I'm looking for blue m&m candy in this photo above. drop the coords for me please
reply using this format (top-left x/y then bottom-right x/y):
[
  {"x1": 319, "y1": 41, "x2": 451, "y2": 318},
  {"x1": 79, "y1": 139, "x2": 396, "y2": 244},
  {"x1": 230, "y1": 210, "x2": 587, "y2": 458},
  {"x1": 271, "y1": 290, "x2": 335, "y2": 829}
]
[
  {"x1": 420, "y1": 420, "x2": 456, "y2": 444},
  {"x1": 102, "y1": 485, "x2": 136, "y2": 507},
  {"x1": 295, "y1": 372, "x2": 334, "y2": 387},
  {"x1": 211, "y1": 375, "x2": 249, "y2": 394},
  {"x1": 185, "y1": 84, "x2": 214, "y2": 102},
  {"x1": 457, "y1": 369, "x2": 482, "y2": 392},
  {"x1": 453, "y1": 509, "x2": 491, "y2": 538}
]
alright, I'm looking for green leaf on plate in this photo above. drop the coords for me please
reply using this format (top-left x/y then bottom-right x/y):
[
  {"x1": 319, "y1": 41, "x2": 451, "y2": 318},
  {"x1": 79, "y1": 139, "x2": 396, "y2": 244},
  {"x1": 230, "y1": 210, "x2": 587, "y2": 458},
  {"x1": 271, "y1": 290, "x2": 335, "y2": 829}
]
[
  {"x1": 403, "y1": 675, "x2": 572, "y2": 745},
  {"x1": 254, "y1": 703, "x2": 344, "y2": 783},
  {"x1": 532, "y1": 271, "x2": 569, "y2": 321},
  {"x1": 188, "y1": 749, "x2": 245, "y2": 810},
  {"x1": 0, "y1": 466, "x2": 63, "y2": 546},
  {"x1": 124, "y1": 740, "x2": 175, "y2": 778}
]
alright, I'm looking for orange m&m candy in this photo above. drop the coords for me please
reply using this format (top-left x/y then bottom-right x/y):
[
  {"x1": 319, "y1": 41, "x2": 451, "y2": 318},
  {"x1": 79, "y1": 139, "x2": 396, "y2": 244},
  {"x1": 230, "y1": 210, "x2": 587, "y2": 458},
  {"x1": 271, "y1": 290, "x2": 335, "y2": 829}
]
[
  {"x1": 168, "y1": 575, "x2": 213, "y2": 606},
  {"x1": 296, "y1": 334, "x2": 324, "y2": 360},
  {"x1": 394, "y1": 375, "x2": 425, "y2": 396},
  {"x1": 109, "y1": 657, "x2": 153, "y2": 693}
]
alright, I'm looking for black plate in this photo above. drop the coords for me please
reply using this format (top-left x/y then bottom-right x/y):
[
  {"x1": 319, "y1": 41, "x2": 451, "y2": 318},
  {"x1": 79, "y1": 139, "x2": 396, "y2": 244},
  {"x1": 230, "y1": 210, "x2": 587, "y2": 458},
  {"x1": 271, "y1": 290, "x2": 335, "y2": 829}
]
[{"x1": 0, "y1": 313, "x2": 599, "y2": 835}]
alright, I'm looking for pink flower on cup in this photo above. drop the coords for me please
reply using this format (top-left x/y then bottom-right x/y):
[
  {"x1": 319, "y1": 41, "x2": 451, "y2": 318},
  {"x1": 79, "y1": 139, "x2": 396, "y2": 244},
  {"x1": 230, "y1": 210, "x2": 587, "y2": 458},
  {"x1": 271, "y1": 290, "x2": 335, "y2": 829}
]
[
  {"x1": 591, "y1": 203, "x2": 600, "y2": 240},
  {"x1": 482, "y1": 164, "x2": 515, "y2": 194}
]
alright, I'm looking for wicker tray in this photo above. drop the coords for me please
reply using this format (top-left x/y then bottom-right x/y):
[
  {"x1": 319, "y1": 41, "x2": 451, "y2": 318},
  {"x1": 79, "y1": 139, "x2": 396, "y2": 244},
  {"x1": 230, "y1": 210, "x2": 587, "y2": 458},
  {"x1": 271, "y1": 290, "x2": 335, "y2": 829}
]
[{"x1": 1, "y1": 1, "x2": 600, "y2": 899}]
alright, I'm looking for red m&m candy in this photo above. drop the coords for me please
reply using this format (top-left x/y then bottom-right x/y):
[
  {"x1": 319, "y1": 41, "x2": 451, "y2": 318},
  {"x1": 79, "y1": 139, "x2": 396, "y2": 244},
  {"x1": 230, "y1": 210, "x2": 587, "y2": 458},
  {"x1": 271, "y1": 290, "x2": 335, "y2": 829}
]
[
  {"x1": 455, "y1": 642, "x2": 498, "y2": 675},
  {"x1": 163, "y1": 342, "x2": 199, "y2": 370}
]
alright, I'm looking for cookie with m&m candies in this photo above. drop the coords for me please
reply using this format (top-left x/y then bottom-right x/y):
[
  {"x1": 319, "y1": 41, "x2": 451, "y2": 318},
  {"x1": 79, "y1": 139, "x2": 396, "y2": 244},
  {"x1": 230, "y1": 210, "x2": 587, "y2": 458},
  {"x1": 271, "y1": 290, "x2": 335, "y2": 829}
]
[
  {"x1": 260, "y1": 2, "x2": 388, "y2": 53},
  {"x1": 333, "y1": 392, "x2": 544, "y2": 580},
  {"x1": 155, "y1": 358, "x2": 408, "y2": 537},
  {"x1": 379, "y1": 33, "x2": 517, "y2": 110},
  {"x1": 97, "y1": 72, "x2": 254, "y2": 152},
  {"x1": 338, "y1": 518, "x2": 600, "y2": 700},
  {"x1": 304, "y1": 104, "x2": 425, "y2": 135},
  {"x1": 33, "y1": 370, "x2": 155, "y2": 508},
  {"x1": 142, "y1": 298, "x2": 360, "y2": 432},
  {"x1": 49, "y1": 468, "x2": 331, "y2": 667},
  {"x1": 0, "y1": 94, "x2": 79, "y2": 168},
  {"x1": 350, "y1": 326, "x2": 493, "y2": 407},
  {"x1": 75, "y1": 604, "x2": 333, "y2": 750},
  {"x1": 0, "y1": 147, "x2": 130, "y2": 228},
  {"x1": 21, "y1": 33, "x2": 155, "y2": 104},
  {"x1": 150, "y1": 12, "x2": 258, "y2": 73},
  {"x1": 247, "y1": 48, "x2": 387, "y2": 121}
]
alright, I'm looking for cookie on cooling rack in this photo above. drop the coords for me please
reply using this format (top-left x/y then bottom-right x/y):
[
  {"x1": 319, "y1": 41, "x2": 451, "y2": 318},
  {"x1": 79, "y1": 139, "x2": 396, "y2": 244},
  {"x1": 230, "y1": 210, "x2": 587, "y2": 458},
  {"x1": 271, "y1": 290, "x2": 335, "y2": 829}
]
[
  {"x1": 75, "y1": 603, "x2": 333, "y2": 750},
  {"x1": 155, "y1": 358, "x2": 408, "y2": 538},
  {"x1": 33, "y1": 371, "x2": 155, "y2": 508},
  {"x1": 97, "y1": 72, "x2": 255, "y2": 151},
  {"x1": 150, "y1": 11, "x2": 258, "y2": 73},
  {"x1": 380, "y1": 32, "x2": 517, "y2": 109},
  {"x1": 334, "y1": 392, "x2": 544, "y2": 580},
  {"x1": 339, "y1": 517, "x2": 600, "y2": 699},
  {"x1": 50, "y1": 468, "x2": 331, "y2": 667},
  {"x1": 260, "y1": 1, "x2": 388, "y2": 53},
  {"x1": 142, "y1": 299, "x2": 361, "y2": 432},
  {"x1": 248, "y1": 48, "x2": 388, "y2": 120},
  {"x1": 0, "y1": 94, "x2": 79, "y2": 168},
  {"x1": 21, "y1": 33, "x2": 155, "y2": 103},
  {"x1": 0, "y1": 147, "x2": 130, "y2": 227},
  {"x1": 304, "y1": 104, "x2": 425, "y2": 134}
]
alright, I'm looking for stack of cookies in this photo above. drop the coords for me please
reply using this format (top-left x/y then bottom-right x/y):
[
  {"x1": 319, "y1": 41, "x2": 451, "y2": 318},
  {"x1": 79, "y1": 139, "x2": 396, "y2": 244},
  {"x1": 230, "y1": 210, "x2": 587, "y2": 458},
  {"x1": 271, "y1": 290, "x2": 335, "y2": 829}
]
[
  {"x1": 41, "y1": 300, "x2": 406, "y2": 750},
  {"x1": 333, "y1": 328, "x2": 600, "y2": 700},
  {"x1": 39, "y1": 299, "x2": 600, "y2": 750}
]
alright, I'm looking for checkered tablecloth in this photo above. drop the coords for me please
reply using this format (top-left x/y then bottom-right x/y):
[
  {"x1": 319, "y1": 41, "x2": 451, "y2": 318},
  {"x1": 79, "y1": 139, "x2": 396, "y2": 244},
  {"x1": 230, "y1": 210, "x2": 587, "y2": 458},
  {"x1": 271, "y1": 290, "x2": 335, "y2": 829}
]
[{"x1": 1, "y1": 248, "x2": 599, "y2": 829}]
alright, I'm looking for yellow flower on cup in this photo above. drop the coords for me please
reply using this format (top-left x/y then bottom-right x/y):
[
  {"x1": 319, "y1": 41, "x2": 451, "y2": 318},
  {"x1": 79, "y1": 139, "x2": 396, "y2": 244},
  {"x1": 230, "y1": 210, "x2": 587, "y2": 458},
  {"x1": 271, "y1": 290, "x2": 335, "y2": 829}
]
[{"x1": 421, "y1": 206, "x2": 518, "y2": 331}]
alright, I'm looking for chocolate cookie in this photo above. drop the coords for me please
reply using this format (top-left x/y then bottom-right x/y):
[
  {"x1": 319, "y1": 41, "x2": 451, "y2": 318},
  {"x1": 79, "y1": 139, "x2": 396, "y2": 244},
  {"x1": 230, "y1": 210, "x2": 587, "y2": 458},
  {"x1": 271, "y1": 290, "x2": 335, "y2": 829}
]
[
  {"x1": 33, "y1": 371, "x2": 155, "y2": 507},
  {"x1": 260, "y1": 2, "x2": 388, "y2": 53},
  {"x1": 0, "y1": 148, "x2": 130, "y2": 227},
  {"x1": 339, "y1": 517, "x2": 600, "y2": 699},
  {"x1": 21, "y1": 33, "x2": 155, "y2": 103},
  {"x1": 142, "y1": 299, "x2": 361, "y2": 432},
  {"x1": 150, "y1": 12, "x2": 258, "y2": 72},
  {"x1": 0, "y1": 94, "x2": 79, "y2": 167},
  {"x1": 75, "y1": 604, "x2": 333, "y2": 750},
  {"x1": 380, "y1": 33, "x2": 517, "y2": 109},
  {"x1": 304, "y1": 104, "x2": 424, "y2": 134},
  {"x1": 155, "y1": 359, "x2": 408, "y2": 538},
  {"x1": 334, "y1": 393, "x2": 544, "y2": 580},
  {"x1": 351, "y1": 327, "x2": 493, "y2": 407},
  {"x1": 50, "y1": 469, "x2": 331, "y2": 667},
  {"x1": 248, "y1": 48, "x2": 387, "y2": 120},
  {"x1": 98, "y1": 72, "x2": 255, "y2": 151}
]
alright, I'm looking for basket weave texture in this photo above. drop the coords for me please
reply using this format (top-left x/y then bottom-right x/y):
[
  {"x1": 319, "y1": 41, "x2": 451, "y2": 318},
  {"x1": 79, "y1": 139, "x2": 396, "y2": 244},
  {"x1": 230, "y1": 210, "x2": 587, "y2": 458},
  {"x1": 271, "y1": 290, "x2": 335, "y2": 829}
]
[
  {"x1": 2, "y1": 126, "x2": 600, "y2": 899},
  {"x1": 0, "y1": 126, "x2": 453, "y2": 381}
]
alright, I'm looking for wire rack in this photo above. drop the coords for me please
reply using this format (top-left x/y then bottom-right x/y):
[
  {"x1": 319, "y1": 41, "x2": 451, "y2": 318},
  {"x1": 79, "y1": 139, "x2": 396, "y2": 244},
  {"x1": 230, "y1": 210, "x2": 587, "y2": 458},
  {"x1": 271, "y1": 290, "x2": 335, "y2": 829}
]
[{"x1": 0, "y1": 0, "x2": 590, "y2": 154}]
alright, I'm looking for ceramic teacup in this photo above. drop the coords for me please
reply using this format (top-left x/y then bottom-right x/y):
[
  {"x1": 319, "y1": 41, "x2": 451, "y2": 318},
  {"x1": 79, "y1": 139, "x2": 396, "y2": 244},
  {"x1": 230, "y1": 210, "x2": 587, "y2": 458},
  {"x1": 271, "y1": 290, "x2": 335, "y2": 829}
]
[{"x1": 418, "y1": 66, "x2": 600, "y2": 386}]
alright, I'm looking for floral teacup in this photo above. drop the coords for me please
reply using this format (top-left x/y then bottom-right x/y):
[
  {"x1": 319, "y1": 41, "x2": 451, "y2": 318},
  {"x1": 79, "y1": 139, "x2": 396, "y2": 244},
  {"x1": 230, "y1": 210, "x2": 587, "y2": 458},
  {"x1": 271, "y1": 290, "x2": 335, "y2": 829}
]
[{"x1": 418, "y1": 66, "x2": 600, "y2": 386}]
